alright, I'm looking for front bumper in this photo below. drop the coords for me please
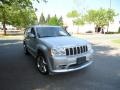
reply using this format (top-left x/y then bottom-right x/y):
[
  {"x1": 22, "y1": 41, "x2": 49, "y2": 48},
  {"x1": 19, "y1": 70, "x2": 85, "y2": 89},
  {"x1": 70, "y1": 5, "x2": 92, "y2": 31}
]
[
  {"x1": 50, "y1": 51, "x2": 93, "y2": 73},
  {"x1": 52, "y1": 61, "x2": 93, "y2": 73}
]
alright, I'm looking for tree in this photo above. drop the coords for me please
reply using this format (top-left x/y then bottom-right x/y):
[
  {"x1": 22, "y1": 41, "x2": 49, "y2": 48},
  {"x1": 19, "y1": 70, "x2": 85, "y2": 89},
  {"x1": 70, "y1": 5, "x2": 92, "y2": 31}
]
[
  {"x1": 67, "y1": 10, "x2": 85, "y2": 26},
  {"x1": 0, "y1": 0, "x2": 45, "y2": 35},
  {"x1": 14, "y1": 9, "x2": 37, "y2": 28},
  {"x1": 106, "y1": 9, "x2": 117, "y2": 32},
  {"x1": 67, "y1": 10, "x2": 85, "y2": 33},
  {"x1": 85, "y1": 8, "x2": 117, "y2": 32},
  {"x1": 39, "y1": 13, "x2": 46, "y2": 24},
  {"x1": 73, "y1": 17, "x2": 85, "y2": 26},
  {"x1": 0, "y1": 0, "x2": 11, "y2": 35},
  {"x1": 46, "y1": 15, "x2": 64, "y2": 26},
  {"x1": 47, "y1": 15, "x2": 59, "y2": 25},
  {"x1": 67, "y1": 10, "x2": 80, "y2": 18},
  {"x1": 0, "y1": 0, "x2": 32, "y2": 35},
  {"x1": 58, "y1": 16, "x2": 63, "y2": 26},
  {"x1": 46, "y1": 14, "x2": 50, "y2": 23}
]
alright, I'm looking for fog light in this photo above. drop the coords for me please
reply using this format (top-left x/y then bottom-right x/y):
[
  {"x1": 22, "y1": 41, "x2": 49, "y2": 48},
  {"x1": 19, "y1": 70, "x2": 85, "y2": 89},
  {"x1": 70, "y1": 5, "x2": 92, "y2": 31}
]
[
  {"x1": 86, "y1": 55, "x2": 93, "y2": 61},
  {"x1": 59, "y1": 65, "x2": 66, "y2": 69}
]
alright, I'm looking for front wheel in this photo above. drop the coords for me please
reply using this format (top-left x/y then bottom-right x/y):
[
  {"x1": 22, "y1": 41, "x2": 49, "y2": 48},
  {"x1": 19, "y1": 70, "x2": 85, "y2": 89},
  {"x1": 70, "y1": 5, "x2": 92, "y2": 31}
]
[
  {"x1": 36, "y1": 55, "x2": 49, "y2": 75},
  {"x1": 23, "y1": 44, "x2": 29, "y2": 55}
]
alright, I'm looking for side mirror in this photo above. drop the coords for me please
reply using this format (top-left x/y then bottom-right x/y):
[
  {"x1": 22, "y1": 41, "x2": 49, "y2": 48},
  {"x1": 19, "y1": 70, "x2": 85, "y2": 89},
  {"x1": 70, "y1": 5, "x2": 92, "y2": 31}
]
[{"x1": 28, "y1": 33, "x2": 35, "y2": 38}]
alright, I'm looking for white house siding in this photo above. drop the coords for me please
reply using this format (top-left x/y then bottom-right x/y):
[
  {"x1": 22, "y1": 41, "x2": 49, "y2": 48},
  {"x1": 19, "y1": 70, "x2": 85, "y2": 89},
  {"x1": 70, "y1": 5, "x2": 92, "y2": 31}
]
[
  {"x1": 64, "y1": 18, "x2": 120, "y2": 33},
  {"x1": 106, "y1": 21, "x2": 120, "y2": 32}
]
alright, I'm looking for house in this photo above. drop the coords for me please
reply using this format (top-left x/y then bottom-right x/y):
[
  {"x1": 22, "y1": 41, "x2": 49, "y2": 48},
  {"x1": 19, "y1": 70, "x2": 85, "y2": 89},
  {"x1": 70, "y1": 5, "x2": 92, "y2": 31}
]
[{"x1": 63, "y1": 17, "x2": 120, "y2": 34}]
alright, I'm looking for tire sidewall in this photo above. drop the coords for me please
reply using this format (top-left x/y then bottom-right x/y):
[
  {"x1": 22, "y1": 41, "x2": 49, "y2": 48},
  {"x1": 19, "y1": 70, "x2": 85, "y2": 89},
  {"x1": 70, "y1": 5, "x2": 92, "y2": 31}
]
[
  {"x1": 23, "y1": 44, "x2": 29, "y2": 55},
  {"x1": 36, "y1": 55, "x2": 49, "y2": 75}
]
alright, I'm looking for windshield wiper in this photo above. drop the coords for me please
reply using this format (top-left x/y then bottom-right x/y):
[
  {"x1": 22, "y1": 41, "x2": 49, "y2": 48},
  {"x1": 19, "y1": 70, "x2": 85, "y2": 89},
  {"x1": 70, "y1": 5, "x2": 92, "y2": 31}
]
[{"x1": 39, "y1": 35, "x2": 68, "y2": 38}]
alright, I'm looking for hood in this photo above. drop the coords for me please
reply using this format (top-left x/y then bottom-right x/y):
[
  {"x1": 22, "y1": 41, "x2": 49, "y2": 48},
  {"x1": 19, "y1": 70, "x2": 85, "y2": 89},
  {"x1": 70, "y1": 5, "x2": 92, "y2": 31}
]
[{"x1": 40, "y1": 36, "x2": 88, "y2": 48}]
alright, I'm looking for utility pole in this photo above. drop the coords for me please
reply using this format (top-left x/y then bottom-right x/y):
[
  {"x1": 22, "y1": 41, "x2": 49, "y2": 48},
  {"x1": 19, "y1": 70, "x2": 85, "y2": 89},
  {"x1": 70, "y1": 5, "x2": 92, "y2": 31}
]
[
  {"x1": 110, "y1": 0, "x2": 111, "y2": 9},
  {"x1": 107, "y1": 0, "x2": 112, "y2": 33}
]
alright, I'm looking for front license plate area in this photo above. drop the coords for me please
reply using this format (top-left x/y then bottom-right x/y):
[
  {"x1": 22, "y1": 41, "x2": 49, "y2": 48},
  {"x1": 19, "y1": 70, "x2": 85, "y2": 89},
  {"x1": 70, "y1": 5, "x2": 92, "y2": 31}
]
[{"x1": 77, "y1": 56, "x2": 86, "y2": 64}]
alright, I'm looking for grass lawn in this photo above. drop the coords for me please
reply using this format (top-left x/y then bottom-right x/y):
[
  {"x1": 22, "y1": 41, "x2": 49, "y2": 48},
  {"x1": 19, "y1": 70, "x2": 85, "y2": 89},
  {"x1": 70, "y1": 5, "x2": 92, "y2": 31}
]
[{"x1": 112, "y1": 39, "x2": 120, "y2": 44}]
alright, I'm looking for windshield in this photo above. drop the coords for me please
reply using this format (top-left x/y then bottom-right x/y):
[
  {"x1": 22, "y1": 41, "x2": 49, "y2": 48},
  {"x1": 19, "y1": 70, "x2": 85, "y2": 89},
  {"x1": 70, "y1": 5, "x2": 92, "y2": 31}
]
[{"x1": 36, "y1": 27, "x2": 70, "y2": 38}]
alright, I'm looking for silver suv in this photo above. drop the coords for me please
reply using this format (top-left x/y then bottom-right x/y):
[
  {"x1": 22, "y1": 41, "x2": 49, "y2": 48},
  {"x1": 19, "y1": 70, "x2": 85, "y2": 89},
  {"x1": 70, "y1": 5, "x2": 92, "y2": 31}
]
[{"x1": 23, "y1": 25, "x2": 93, "y2": 75}]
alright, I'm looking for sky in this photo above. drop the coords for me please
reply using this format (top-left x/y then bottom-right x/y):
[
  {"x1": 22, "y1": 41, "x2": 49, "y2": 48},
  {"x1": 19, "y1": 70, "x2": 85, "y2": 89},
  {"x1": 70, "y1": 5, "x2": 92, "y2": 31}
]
[{"x1": 32, "y1": 0, "x2": 120, "y2": 19}]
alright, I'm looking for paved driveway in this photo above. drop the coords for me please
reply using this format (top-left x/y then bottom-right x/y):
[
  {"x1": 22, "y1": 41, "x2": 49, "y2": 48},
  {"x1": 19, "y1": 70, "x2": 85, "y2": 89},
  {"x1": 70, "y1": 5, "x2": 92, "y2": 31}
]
[{"x1": 0, "y1": 35, "x2": 120, "y2": 90}]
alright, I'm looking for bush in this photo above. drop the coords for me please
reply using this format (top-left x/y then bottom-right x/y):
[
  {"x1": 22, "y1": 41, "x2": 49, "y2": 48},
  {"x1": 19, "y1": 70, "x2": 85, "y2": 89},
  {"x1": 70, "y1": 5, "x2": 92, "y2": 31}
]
[
  {"x1": 105, "y1": 32, "x2": 114, "y2": 34},
  {"x1": 105, "y1": 32, "x2": 118, "y2": 34},
  {"x1": 86, "y1": 30, "x2": 93, "y2": 33}
]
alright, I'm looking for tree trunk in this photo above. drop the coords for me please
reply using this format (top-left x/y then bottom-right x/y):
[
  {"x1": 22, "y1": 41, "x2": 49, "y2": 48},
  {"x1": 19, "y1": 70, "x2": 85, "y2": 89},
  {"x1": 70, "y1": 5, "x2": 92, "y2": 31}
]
[
  {"x1": 2, "y1": 9, "x2": 7, "y2": 35},
  {"x1": 107, "y1": 23, "x2": 109, "y2": 33},
  {"x1": 3, "y1": 22, "x2": 6, "y2": 35}
]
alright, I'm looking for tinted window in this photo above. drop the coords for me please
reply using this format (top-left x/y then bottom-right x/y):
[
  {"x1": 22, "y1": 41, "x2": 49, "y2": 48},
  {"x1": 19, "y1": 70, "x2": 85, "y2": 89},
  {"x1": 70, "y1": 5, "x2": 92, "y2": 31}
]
[{"x1": 36, "y1": 27, "x2": 69, "y2": 38}]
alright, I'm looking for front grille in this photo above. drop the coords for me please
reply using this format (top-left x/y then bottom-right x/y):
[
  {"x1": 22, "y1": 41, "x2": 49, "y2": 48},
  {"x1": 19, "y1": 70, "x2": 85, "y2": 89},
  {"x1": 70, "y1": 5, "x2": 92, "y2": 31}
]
[{"x1": 65, "y1": 45, "x2": 88, "y2": 56}]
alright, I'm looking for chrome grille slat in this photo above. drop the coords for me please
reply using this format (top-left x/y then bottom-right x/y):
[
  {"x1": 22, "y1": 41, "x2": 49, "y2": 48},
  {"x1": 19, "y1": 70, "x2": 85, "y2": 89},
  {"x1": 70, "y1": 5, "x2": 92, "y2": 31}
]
[
  {"x1": 77, "y1": 47, "x2": 80, "y2": 54},
  {"x1": 65, "y1": 48, "x2": 69, "y2": 56},
  {"x1": 70, "y1": 48, "x2": 73, "y2": 55},
  {"x1": 74, "y1": 47, "x2": 77, "y2": 55},
  {"x1": 83, "y1": 46, "x2": 85, "y2": 52},
  {"x1": 65, "y1": 45, "x2": 88, "y2": 56},
  {"x1": 86, "y1": 46, "x2": 88, "y2": 51},
  {"x1": 80, "y1": 46, "x2": 83, "y2": 53}
]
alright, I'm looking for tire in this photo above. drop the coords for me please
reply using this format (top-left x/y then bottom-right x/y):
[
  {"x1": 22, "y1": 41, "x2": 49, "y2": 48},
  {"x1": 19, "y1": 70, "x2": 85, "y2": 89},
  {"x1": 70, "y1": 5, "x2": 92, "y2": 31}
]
[
  {"x1": 36, "y1": 55, "x2": 49, "y2": 75},
  {"x1": 23, "y1": 44, "x2": 29, "y2": 55}
]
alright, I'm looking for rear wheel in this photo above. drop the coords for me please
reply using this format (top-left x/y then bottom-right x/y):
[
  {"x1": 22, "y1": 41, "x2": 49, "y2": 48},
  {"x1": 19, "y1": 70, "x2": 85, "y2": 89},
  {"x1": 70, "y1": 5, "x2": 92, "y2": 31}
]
[{"x1": 36, "y1": 55, "x2": 48, "y2": 75}]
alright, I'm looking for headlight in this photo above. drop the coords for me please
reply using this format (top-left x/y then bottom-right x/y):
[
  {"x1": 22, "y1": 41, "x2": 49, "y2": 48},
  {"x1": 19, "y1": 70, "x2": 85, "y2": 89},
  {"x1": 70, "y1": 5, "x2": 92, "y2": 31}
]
[{"x1": 51, "y1": 48, "x2": 66, "y2": 56}]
